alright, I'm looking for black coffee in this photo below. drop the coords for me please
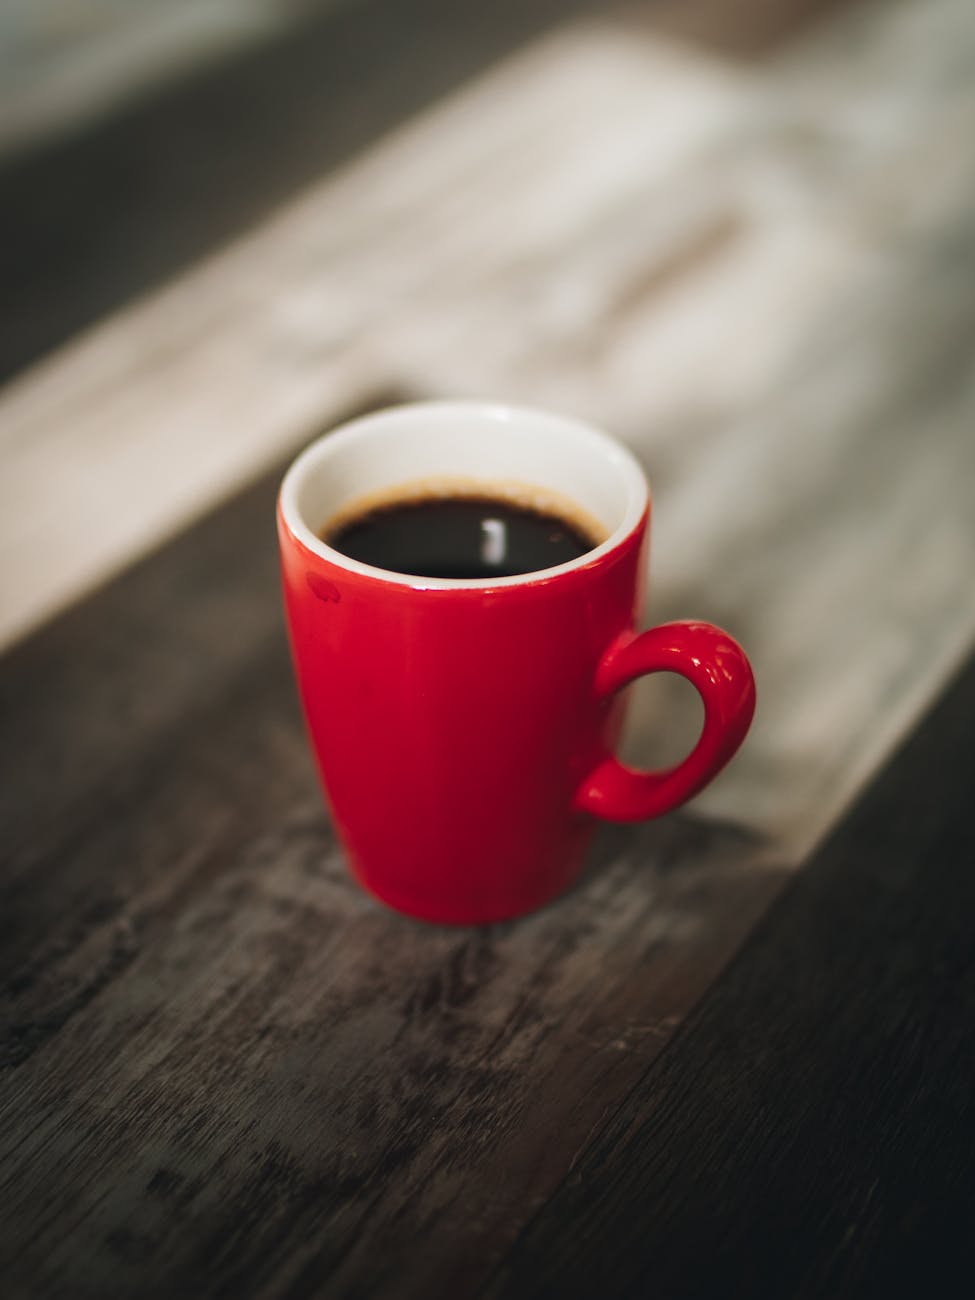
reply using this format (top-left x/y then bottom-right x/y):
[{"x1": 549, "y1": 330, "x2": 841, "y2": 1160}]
[{"x1": 322, "y1": 492, "x2": 599, "y2": 579}]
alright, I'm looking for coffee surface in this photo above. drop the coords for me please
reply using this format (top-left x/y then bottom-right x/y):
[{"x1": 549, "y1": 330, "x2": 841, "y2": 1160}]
[{"x1": 322, "y1": 492, "x2": 599, "y2": 579}]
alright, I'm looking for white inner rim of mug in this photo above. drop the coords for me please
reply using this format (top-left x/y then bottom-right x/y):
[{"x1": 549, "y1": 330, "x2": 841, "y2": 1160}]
[{"x1": 279, "y1": 400, "x2": 649, "y2": 589}]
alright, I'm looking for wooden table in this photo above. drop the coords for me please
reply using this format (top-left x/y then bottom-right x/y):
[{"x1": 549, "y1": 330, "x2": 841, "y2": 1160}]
[{"x1": 2, "y1": 1, "x2": 974, "y2": 1296}]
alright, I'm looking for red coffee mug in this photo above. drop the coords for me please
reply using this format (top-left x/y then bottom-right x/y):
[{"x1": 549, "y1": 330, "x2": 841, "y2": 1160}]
[{"x1": 278, "y1": 401, "x2": 755, "y2": 924}]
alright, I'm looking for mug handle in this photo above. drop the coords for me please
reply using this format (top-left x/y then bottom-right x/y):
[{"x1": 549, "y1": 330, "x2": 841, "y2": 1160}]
[{"x1": 574, "y1": 621, "x2": 756, "y2": 822}]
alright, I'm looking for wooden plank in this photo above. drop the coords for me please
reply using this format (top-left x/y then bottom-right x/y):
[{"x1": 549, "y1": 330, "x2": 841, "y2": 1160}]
[
  {"x1": 480, "y1": 649, "x2": 975, "y2": 1300},
  {"x1": 0, "y1": 0, "x2": 591, "y2": 381},
  {"x1": 1, "y1": 4, "x2": 974, "y2": 1290},
  {"x1": 0, "y1": 20, "x2": 747, "y2": 651},
  {"x1": 0, "y1": 395, "x2": 787, "y2": 1299},
  {"x1": 3, "y1": 1, "x2": 974, "y2": 879},
  {"x1": 1, "y1": 402, "x2": 971, "y2": 1297}
]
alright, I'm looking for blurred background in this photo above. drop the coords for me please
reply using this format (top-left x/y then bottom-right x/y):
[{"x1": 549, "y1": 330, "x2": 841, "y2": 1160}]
[
  {"x1": 2, "y1": 0, "x2": 974, "y2": 857},
  {"x1": 2, "y1": 0, "x2": 887, "y2": 381}
]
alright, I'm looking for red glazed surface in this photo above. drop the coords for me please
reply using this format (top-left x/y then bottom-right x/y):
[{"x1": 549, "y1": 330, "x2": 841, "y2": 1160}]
[{"x1": 278, "y1": 496, "x2": 754, "y2": 925}]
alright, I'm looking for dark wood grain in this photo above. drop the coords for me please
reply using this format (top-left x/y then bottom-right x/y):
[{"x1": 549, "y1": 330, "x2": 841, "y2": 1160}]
[
  {"x1": 482, "y1": 650, "x2": 975, "y2": 1299},
  {"x1": 2, "y1": 401, "x2": 973, "y2": 1300},
  {"x1": 2, "y1": 1, "x2": 971, "y2": 1292},
  {"x1": 1, "y1": 379, "x2": 972, "y2": 1297},
  {"x1": 0, "y1": 394, "x2": 787, "y2": 1299}
]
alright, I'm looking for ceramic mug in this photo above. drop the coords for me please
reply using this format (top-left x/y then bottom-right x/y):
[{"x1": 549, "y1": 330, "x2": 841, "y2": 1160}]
[{"x1": 277, "y1": 401, "x2": 755, "y2": 924}]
